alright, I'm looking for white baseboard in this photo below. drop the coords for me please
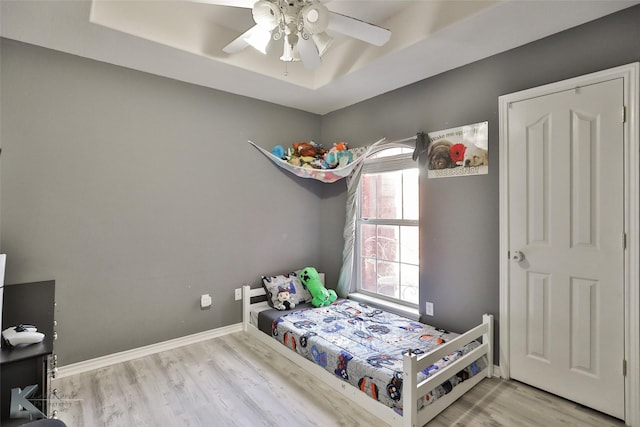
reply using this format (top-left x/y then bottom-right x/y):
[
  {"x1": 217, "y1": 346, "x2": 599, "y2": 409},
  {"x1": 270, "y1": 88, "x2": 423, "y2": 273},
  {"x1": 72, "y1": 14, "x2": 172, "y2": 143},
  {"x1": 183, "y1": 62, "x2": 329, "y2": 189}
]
[
  {"x1": 57, "y1": 323, "x2": 243, "y2": 378},
  {"x1": 57, "y1": 325, "x2": 504, "y2": 382}
]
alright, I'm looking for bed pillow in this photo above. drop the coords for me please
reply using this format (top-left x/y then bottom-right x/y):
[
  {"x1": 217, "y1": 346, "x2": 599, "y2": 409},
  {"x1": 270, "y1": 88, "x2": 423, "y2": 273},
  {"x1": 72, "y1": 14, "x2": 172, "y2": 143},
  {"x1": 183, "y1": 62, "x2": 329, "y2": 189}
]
[{"x1": 262, "y1": 271, "x2": 312, "y2": 308}]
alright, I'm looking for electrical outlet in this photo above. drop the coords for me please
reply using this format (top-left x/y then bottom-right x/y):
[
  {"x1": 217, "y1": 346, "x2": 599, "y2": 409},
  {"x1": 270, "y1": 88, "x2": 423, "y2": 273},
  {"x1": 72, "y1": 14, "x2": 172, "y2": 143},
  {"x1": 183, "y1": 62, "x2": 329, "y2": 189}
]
[
  {"x1": 425, "y1": 301, "x2": 434, "y2": 316},
  {"x1": 200, "y1": 294, "x2": 212, "y2": 309},
  {"x1": 234, "y1": 288, "x2": 242, "y2": 301}
]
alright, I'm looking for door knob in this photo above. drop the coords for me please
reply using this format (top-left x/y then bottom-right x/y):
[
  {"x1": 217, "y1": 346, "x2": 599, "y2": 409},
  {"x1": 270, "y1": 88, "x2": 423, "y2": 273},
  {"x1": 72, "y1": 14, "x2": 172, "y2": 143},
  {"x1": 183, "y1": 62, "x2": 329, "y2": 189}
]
[{"x1": 512, "y1": 250, "x2": 525, "y2": 262}]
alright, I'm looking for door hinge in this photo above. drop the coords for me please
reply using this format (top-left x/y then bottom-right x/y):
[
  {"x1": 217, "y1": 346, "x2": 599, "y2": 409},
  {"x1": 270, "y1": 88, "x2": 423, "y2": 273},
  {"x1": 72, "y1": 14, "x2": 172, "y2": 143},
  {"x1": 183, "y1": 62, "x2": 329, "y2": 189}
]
[
  {"x1": 623, "y1": 232, "x2": 627, "y2": 250},
  {"x1": 622, "y1": 106, "x2": 627, "y2": 123},
  {"x1": 623, "y1": 359, "x2": 627, "y2": 377}
]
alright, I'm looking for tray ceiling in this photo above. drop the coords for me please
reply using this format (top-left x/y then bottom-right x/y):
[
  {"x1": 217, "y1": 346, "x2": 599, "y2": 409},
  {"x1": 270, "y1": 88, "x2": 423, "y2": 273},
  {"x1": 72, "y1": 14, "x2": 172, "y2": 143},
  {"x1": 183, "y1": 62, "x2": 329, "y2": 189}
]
[{"x1": 2, "y1": 0, "x2": 637, "y2": 114}]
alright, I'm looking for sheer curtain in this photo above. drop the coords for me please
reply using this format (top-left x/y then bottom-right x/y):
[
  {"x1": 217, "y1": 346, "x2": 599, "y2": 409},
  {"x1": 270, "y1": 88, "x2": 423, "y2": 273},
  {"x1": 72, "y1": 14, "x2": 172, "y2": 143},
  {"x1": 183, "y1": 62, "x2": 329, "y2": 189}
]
[{"x1": 335, "y1": 136, "x2": 419, "y2": 297}]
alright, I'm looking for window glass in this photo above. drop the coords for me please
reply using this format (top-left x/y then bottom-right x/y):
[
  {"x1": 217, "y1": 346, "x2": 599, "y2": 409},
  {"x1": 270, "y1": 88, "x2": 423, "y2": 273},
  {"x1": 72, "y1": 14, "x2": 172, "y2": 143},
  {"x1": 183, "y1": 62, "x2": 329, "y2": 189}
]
[{"x1": 356, "y1": 148, "x2": 419, "y2": 306}]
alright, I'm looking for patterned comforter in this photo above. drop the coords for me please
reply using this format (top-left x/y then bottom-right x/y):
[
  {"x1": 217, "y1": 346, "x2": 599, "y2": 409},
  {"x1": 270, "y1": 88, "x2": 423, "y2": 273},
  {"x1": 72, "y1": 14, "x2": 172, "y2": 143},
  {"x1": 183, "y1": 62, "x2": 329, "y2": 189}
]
[{"x1": 268, "y1": 299, "x2": 485, "y2": 414}]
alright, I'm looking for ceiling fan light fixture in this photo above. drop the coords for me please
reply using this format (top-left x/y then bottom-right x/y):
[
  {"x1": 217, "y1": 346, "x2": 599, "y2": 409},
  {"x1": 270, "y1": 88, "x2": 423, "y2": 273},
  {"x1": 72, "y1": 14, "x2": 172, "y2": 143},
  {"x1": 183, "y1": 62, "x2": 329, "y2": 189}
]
[
  {"x1": 222, "y1": 0, "x2": 390, "y2": 68},
  {"x1": 311, "y1": 32, "x2": 333, "y2": 56},
  {"x1": 280, "y1": 33, "x2": 301, "y2": 62},
  {"x1": 291, "y1": 44, "x2": 302, "y2": 62},
  {"x1": 252, "y1": 0, "x2": 280, "y2": 30},
  {"x1": 300, "y1": 3, "x2": 329, "y2": 34},
  {"x1": 244, "y1": 28, "x2": 272, "y2": 54}
]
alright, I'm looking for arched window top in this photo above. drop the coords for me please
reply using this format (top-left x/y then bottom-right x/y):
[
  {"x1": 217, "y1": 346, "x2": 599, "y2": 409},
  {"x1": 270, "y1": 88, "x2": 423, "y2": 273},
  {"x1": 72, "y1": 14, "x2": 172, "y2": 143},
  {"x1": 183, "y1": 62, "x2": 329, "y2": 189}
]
[{"x1": 368, "y1": 146, "x2": 414, "y2": 159}]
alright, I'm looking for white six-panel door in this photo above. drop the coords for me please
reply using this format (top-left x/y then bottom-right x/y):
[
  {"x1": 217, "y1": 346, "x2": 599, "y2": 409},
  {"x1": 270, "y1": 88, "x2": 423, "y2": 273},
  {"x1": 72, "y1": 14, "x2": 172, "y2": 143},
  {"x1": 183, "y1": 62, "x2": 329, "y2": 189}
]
[{"x1": 505, "y1": 78, "x2": 625, "y2": 418}]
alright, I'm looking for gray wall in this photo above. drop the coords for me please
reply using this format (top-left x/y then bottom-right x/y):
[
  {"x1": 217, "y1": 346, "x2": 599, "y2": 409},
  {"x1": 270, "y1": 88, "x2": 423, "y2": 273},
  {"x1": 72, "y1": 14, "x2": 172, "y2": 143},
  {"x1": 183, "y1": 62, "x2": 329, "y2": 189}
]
[
  {"x1": 2, "y1": 5, "x2": 639, "y2": 366},
  {"x1": 319, "y1": 5, "x2": 640, "y2": 348},
  {"x1": 1, "y1": 39, "x2": 324, "y2": 365}
]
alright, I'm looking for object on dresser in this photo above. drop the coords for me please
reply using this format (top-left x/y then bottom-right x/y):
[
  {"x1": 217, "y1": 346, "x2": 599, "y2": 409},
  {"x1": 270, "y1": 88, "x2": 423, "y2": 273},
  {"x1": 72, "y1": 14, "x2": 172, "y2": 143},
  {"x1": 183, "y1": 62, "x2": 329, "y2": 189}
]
[{"x1": 2, "y1": 324, "x2": 45, "y2": 347}]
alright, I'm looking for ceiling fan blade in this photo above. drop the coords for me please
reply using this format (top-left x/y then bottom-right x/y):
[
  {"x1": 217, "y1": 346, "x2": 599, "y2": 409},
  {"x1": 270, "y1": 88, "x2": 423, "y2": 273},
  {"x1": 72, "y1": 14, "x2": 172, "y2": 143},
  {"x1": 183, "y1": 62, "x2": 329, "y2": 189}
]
[
  {"x1": 182, "y1": 0, "x2": 256, "y2": 8},
  {"x1": 297, "y1": 36, "x2": 322, "y2": 69},
  {"x1": 223, "y1": 25, "x2": 263, "y2": 54},
  {"x1": 327, "y1": 12, "x2": 391, "y2": 46}
]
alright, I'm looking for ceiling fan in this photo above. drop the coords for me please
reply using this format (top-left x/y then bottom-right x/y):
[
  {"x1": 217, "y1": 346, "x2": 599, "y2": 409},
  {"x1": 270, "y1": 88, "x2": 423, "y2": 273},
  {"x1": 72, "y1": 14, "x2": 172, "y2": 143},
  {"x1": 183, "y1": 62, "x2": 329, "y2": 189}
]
[{"x1": 193, "y1": 0, "x2": 392, "y2": 69}]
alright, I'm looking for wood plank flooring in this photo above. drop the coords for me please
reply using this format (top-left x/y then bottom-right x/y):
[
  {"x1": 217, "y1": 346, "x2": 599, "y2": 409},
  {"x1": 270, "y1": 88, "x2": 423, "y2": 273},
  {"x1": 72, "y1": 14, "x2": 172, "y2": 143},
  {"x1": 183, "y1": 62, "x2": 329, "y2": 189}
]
[{"x1": 51, "y1": 332, "x2": 626, "y2": 426}]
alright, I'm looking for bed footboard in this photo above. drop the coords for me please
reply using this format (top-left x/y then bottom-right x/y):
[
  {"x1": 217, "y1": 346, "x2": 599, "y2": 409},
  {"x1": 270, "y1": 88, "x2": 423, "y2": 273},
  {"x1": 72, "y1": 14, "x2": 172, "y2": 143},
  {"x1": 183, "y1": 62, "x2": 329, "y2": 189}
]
[{"x1": 402, "y1": 314, "x2": 493, "y2": 427}]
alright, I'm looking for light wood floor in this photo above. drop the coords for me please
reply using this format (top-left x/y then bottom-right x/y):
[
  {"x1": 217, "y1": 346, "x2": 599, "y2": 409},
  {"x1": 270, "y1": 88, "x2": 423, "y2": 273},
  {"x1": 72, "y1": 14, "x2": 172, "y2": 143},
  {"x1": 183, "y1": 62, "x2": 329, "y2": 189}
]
[{"x1": 51, "y1": 331, "x2": 626, "y2": 426}]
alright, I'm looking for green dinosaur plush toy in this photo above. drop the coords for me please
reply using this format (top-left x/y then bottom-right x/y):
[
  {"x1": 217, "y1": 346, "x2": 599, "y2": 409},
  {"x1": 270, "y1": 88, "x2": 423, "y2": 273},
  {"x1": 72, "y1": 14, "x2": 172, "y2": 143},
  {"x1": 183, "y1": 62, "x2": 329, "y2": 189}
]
[{"x1": 300, "y1": 266, "x2": 337, "y2": 307}]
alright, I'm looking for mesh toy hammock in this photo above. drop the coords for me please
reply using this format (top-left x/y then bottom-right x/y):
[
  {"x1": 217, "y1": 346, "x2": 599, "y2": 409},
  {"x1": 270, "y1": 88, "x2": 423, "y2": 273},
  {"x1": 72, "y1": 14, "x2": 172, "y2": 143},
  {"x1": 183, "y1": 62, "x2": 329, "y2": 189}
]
[{"x1": 248, "y1": 139, "x2": 385, "y2": 183}]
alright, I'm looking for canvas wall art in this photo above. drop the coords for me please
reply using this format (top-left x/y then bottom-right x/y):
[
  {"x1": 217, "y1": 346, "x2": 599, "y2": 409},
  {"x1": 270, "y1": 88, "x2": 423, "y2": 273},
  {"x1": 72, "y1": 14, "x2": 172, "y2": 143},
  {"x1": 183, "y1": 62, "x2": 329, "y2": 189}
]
[{"x1": 427, "y1": 121, "x2": 488, "y2": 178}]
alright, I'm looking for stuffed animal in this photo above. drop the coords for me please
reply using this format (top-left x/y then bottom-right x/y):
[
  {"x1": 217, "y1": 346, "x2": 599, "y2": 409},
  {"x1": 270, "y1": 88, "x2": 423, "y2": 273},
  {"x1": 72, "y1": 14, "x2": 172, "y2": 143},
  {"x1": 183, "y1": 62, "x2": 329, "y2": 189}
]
[
  {"x1": 333, "y1": 141, "x2": 348, "y2": 151},
  {"x1": 325, "y1": 150, "x2": 353, "y2": 168},
  {"x1": 300, "y1": 267, "x2": 337, "y2": 307},
  {"x1": 293, "y1": 141, "x2": 326, "y2": 158},
  {"x1": 274, "y1": 288, "x2": 296, "y2": 311},
  {"x1": 324, "y1": 142, "x2": 353, "y2": 168},
  {"x1": 271, "y1": 145, "x2": 286, "y2": 159}
]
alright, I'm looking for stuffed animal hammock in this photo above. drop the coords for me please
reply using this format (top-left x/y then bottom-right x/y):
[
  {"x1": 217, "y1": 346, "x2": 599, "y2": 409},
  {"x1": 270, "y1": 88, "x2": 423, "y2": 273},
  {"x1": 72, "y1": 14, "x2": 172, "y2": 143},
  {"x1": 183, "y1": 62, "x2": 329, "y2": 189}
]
[{"x1": 248, "y1": 139, "x2": 385, "y2": 183}]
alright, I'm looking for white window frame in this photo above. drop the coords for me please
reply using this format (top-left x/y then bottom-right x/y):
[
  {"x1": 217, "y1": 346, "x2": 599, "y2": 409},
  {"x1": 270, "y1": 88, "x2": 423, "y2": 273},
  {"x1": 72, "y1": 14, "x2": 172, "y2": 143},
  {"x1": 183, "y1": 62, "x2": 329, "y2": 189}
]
[{"x1": 354, "y1": 150, "x2": 419, "y2": 310}]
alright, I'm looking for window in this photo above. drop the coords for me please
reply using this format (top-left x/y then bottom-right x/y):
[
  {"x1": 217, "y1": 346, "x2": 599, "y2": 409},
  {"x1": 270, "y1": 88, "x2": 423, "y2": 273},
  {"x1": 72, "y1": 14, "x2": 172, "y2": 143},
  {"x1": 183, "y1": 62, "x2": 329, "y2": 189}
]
[{"x1": 355, "y1": 147, "x2": 419, "y2": 306}]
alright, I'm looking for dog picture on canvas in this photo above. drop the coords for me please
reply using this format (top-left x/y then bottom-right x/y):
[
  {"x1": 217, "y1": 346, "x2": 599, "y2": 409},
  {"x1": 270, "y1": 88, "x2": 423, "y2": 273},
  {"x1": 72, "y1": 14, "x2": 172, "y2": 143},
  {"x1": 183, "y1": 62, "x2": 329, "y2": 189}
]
[
  {"x1": 426, "y1": 122, "x2": 488, "y2": 179},
  {"x1": 463, "y1": 143, "x2": 489, "y2": 167}
]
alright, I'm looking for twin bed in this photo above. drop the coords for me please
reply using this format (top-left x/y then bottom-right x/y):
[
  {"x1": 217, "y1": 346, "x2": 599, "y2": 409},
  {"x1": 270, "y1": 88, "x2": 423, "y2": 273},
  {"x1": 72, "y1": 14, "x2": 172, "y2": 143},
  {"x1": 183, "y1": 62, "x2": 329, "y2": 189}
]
[{"x1": 242, "y1": 278, "x2": 493, "y2": 427}]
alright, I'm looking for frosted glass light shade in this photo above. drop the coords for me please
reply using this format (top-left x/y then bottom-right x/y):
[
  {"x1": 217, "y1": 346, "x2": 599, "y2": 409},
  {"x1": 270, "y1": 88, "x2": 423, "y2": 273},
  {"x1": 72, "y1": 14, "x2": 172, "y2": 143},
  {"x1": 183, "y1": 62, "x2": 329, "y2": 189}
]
[{"x1": 252, "y1": 0, "x2": 279, "y2": 30}]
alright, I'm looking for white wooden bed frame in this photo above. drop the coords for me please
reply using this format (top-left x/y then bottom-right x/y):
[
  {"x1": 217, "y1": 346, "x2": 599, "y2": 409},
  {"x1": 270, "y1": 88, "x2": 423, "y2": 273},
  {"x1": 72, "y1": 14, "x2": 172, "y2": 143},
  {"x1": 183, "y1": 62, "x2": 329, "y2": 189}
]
[{"x1": 242, "y1": 285, "x2": 493, "y2": 427}]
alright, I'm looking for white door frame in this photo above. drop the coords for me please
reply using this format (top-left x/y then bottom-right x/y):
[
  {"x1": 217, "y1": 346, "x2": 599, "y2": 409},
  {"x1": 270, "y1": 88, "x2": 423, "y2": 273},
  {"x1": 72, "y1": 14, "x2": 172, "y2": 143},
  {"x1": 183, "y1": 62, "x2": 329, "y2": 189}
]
[{"x1": 499, "y1": 62, "x2": 639, "y2": 426}]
